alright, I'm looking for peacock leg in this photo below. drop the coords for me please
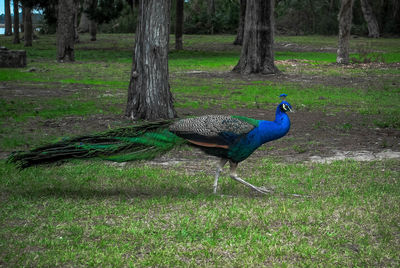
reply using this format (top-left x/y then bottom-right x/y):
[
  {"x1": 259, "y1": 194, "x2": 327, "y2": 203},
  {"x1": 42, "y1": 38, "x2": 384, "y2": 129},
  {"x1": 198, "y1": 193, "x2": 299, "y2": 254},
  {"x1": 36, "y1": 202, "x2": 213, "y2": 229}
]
[
  {"x1": 213, "y1": 158, "x2": 228, "y2": 194},
  {"x1": 229, "y1": 161, "x2": 271, "y2": 194}
]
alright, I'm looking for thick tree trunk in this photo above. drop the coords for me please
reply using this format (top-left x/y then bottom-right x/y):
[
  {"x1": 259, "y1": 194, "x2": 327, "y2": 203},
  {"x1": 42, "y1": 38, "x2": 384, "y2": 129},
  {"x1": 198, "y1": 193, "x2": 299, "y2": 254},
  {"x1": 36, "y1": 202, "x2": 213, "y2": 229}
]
[
  {"x1": 233, "y1": 0, "x2": 279, "y2": 74},
  {"x1": 337, "y1": 0, "x2": 354, "y2": 64},
  {"x1": 360, "y1": 0, "x2": 379, "y2": 38},
  {"x1": 233, "y1": 0, "x2": 246, "y2": 45},
  {"x1": 125, "y1": 0, "x2": 176, "y2": 120},
  {"x1": 175, "y1": 0, "x2": 184, "y2": 50},
  {"x1": 57, "y1": 0, "x2": 75, "y2": 62},
  {"x1": 5, "y1": 0, "x2": 12, "y2": 36},
  {"x1": 13, "y1": 0, "x2": 20, "y2": 44},
  {"x1": 24, "y1": 7, "x2": 33, "y2": 47},
  {"x1": 207, "y1": 0, "x2": 215, "y2": 34}
]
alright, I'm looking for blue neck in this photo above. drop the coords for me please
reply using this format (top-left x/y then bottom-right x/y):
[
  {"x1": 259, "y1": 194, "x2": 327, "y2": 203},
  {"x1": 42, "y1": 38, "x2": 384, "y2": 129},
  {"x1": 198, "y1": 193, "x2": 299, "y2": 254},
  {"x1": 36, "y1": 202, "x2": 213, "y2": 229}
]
[
  {"x1": 274, "y1": 105, "x2": 290, "y2": 125},
  {"x1": 256, "y1": 107, "x2": 291, "y2": 144}
]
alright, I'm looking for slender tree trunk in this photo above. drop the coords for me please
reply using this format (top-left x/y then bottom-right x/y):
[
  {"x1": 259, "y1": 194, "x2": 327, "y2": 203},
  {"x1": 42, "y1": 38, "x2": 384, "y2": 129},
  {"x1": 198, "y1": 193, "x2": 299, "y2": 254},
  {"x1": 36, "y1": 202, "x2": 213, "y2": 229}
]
[
  {"x1": 360, "y1": 0, "x2": 379, "y2": 38},
  {"x1": 74, "y1": 3, "x2": 80, "y2": 43},
  {"x1": 89, "y1": 20, "x2": 97, "y2": 41},
  {"x1": 233, "y1": 0, "x2": 246, "y2": 45},
  {"x1": 5, "y1": 0, "x2": 12, "y2": 36},
  {"x1": 89, "y1": 0, "x2": 97, "y2": 41},
  {"x1": 308, "y1": 0, "x2": 316, "y2": 33},
  {"x1": 125, "y1": 0, "x2": 176, "y2": 120},
  {"x1": 57, "y1": 0, "x2": 75, "y2": 62},
  {"x1": 21, "y1": 5, "x2": 25, "y2": 33},
  {"x1": 175, "y1": 0, "x2": 184, "y2": 50},
  {"x1": 13, "y1": 0, "x2": 20, "y2": 44},
  {"x1": 207, "y1": 0, "x2": 215, "y2": 34},
  {"x1": 78, "y1": 8, "x2": 90, "y2": 33},
  {"x1": 233, "y1": 0, "x2": 279, "y2": 74},
  {"x1": 337, "y1": 0, "x2": 354, "y2": 64},
  {"x1": 24, "y1": 7, "x2": 33, "y2": 47}
]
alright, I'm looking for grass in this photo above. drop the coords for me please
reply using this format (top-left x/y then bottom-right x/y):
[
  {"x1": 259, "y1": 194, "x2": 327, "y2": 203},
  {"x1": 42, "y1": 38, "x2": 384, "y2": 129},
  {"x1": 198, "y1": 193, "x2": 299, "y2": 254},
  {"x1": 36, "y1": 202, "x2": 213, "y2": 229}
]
[
  {"x1": 0, "y1": 159, "x2": 399, "y2": 266},
  {"x1": 0, "y1": 33, "x2": 399, "y2": 266}
]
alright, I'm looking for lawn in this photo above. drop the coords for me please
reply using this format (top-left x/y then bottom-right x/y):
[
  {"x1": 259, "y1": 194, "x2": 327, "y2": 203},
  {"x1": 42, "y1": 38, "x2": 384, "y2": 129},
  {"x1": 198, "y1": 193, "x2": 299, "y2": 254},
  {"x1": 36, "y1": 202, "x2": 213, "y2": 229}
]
[{"x1": 0, "y1": 33, "x2": 399, "y2": 266}]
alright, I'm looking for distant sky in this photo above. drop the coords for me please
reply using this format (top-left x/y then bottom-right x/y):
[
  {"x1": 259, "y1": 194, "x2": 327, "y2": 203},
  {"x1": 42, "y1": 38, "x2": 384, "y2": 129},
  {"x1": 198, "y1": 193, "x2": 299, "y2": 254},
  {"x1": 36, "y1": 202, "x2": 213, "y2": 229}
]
[
  {"x1": 0, "y1": 0, "x2": 40, "y2": 15},
  {"x1": 0, "y1": 0, "x2": 22, "y2": 15},
  {"x1": 0, "y1": 0, "x2": 5, "y2": 15}
]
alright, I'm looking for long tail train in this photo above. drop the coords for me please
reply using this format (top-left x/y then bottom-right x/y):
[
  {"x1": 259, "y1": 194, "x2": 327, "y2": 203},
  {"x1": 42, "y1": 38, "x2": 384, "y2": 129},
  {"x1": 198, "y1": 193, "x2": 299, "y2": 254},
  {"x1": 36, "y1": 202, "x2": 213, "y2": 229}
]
[{"x1": 7, "y1": 120, "x2": 186, "y2": 169}]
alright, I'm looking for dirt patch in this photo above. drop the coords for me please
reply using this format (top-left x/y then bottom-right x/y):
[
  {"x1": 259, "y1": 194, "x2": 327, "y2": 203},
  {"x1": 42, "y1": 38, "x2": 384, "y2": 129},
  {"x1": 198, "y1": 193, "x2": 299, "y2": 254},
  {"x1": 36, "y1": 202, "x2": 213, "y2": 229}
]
[
  {"x1": 1, "y1": 77, "x2": 399, "y2": 167},
  {"x1": 0, "y1": 82, "x2": 87, "y2": 100},
  {"x1": 173, "y1": 107, "x2": 400, "y2": 163},
  {"x1": 178, "y1": 66, "x2": 399, "y2": 90}
]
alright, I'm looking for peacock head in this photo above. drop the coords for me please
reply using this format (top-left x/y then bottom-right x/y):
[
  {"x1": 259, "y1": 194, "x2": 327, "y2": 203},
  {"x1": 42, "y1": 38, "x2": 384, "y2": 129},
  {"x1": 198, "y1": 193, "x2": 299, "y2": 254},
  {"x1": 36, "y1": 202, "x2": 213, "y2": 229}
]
[{"x1": 278, "y1": 94, "x2": 293, "y2": 113}]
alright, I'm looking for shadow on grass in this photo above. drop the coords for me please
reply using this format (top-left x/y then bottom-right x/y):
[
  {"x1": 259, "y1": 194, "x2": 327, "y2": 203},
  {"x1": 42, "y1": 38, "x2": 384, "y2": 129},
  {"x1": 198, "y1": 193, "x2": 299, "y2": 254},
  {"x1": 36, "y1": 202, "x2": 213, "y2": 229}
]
[{"x1": 5, "y1": 183, "x2": 217, "y2": 201}]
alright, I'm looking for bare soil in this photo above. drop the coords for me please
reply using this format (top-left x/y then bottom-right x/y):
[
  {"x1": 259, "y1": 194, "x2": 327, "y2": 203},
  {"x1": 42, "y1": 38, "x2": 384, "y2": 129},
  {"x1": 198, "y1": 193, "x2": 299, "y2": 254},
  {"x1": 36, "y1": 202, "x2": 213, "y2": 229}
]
[{"x1": 1, "y1": 65, "x2": 399, "y2": 169}]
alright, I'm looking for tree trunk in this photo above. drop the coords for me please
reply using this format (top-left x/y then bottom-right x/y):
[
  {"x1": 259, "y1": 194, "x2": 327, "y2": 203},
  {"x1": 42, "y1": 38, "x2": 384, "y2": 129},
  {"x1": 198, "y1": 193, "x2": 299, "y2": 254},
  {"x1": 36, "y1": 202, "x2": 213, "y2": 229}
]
[
  {"x1": 360, "y1": 0, "x2": 379, "y2": 38},
  {"x1": 175, "y1": 0, "x2": 184, "y2": 50},
  {"x1": 78, "y1": 9, "x2": 90, "y2": 33},
  {"x1": 233, "y1": 0, "x2": 279, "y2": 74},
  {"x1": 24, "y1": 7, "x2": 33, "y2": 47},
  {"x1": 89, "y1": 20, "x2": 97, "y2": 41},
  {"x1": 308, "y1": 0, "x2": 316, "y2": 33},
  {"x1": 21, "y1": 6, "x2": 25, "y2": 33},
  {"x1": 13, "y1": 0, "x2": 20, "y2": 44},
  {"x1": 57, "y1": 0, "x2": 75, "y2": 62},
  {"x1": 89, "y1": 0, "x2": 97, "y2": 41},
  {"x1": 5, "y1": 0, "x2": 12, "y2": 36},
  {"x1": 337, "y1": 0, "x2": 354, "y2": 64},
  {"x1": 74, "y1": 3, "x2": 80, "y2": 43},
  {"x1": 233, "y1": 0, "x2": 246, "y2": 45},
  {"x1": 207, "y1": 0, "x2": 215, "y2": 34},
  {"x1": 125, "y1": 0, "x2": 176, "y2": 120}
]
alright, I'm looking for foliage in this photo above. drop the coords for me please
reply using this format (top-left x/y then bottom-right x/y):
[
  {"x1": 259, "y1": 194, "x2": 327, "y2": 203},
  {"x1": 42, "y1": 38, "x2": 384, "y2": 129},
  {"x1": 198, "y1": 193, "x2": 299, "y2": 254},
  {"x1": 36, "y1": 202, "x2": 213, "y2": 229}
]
[
  {"x1": 98, "y1": 2, "x2": 138, "y2": 33},
  {"x1": 182, "y1": 0, "x2": 240, "y2": 34},
  {"x1": 84, "y1": 0, "x2": 125, "y2": 24},
  {"x1": 14, "y1": 0, "x2": 400, "y2": 36}
]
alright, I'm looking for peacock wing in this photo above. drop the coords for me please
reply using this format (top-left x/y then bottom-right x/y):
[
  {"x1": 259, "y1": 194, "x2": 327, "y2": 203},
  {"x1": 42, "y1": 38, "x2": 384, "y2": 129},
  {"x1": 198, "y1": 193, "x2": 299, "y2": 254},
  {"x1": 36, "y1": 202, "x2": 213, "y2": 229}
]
[{"x1": 169, "y1": 115, "x2": 258, "y2": 148}]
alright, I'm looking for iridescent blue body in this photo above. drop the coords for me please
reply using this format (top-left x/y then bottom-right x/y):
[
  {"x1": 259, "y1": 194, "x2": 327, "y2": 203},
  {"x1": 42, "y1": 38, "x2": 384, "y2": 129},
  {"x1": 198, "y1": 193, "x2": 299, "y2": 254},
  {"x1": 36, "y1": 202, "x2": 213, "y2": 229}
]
[
  {"x1": 190, "y1": 101, "x2": 291, "y2": 163},
  {"x1": 228, "y1": 108, "x2": 291, "y2": 162}
]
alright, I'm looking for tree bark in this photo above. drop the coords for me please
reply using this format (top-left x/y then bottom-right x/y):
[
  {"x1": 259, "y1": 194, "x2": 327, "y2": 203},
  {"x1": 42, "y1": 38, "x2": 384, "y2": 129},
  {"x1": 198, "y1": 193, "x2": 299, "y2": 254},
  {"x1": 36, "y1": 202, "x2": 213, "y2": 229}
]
[
  {"x1": 13, "y1": 0, "x2": 20, "y2": 44},
  {"x1": 233, "y1": 0, "x2": 279, "y2": 74},
  {"x1": 20, "y1": 5, "x2": 25, "y2": 33},
  {"x1": 89, "y1": 0, "x2": 97, "y2": 41},
  {"x1": 5, "y1": 0, "x2": 12, "y2": 36},
  {"x1": 233, "y1": 0, "x2": 246, "y2": 45},
  {"x1": 24, "y1": 7, "x2": 33, "y2": 47},
  {"x1": 337, "y1": 0, "x2": 354, "y2": 64},
  {"x1": 125, "y1": 0, "x2": 176, "y2": 120},
  {"x1": 175, "y1": 0, "x2": 184, "y2": 50},
  {"x1": 360, "y1": 0, "x2": 379, "y2": 38},
  {"x1": 78, "y1": 9, "x2": 90, "y2": 33},
  {"x1": 207, "y1": 0, "x2": 215, "y2": 34},
  {"x1": 74, "y1": 3, "x2": 80, "y2": 43},
  {"x1": 57, "y1": 0, "x2": 75, "y2": 62}
]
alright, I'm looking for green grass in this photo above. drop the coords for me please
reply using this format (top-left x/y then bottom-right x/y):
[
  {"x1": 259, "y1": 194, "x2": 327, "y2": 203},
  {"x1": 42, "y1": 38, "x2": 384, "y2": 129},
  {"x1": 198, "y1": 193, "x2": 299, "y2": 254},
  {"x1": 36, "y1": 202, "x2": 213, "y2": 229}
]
[
  {"x1": 0, "y1": 159, "x2": 399, "y2": 266},
  {"x1": 0, "y1": 33, "x2": 399, "y2": 266}
]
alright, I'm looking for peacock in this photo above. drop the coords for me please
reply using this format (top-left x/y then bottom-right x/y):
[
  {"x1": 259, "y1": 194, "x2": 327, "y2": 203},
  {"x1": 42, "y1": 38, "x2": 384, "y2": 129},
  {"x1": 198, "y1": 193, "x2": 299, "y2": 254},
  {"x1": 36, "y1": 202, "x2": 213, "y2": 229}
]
[{"x1": 8, "y1": 94, "x2": 293, "y2": 194}]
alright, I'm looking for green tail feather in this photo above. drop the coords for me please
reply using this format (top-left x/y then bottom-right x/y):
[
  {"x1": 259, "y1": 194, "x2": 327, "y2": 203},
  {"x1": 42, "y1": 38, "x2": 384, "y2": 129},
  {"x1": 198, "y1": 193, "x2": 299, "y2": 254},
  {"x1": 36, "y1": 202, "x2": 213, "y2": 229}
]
[{"x1": 7, "y1": 120, "x2": 186, "y2": 168}]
